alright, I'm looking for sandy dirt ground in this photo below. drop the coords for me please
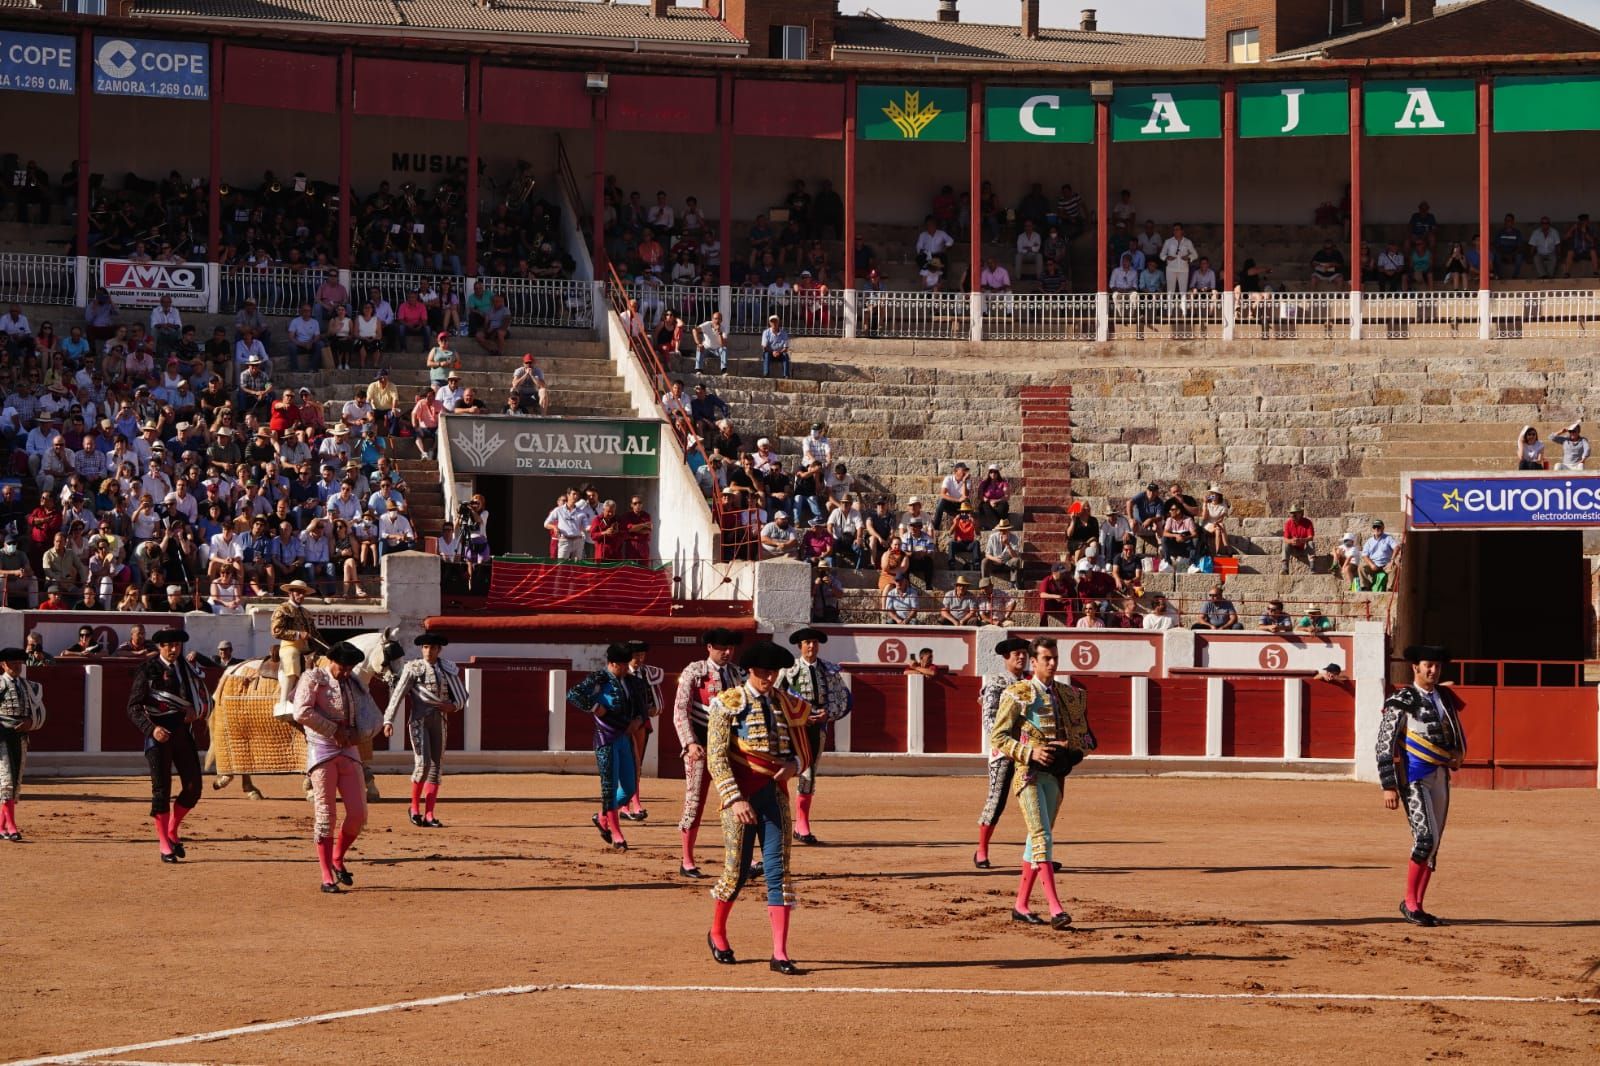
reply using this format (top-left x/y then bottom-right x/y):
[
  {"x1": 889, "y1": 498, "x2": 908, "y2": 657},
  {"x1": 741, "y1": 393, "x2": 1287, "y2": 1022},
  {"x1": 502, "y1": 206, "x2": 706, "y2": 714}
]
[{"x1": 5, "y1": 772, "x2": 1599, "y2": 1065}]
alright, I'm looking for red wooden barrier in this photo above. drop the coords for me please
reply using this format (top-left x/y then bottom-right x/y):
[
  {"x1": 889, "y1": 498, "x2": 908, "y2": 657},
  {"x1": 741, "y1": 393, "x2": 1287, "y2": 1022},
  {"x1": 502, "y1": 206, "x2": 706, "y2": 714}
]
[
  {"x1": 24, "y1": 665, "x2": 85, "y2": 752},
  {"x1": 1224, "y1": 678, "x2": 1283, "y2": 758},
  {"x1": 1149, "y1": 678, "x2": 1207, "y2": 756},
  {"x1": 477, "y1": 667, "x2": 550, "y2": 751},
  {"x1": 923, "y1": 675, "x2": 981, "y2": 754},
  {"x1": 1449, "y1": 684, "x2": 1497, "y2": 789},
  {"x1": 846, "y1": 674, "x2": 908, "y2": 753},
  {"x1": 1301, "y1": 679, "x2": 1355, "y2": 759},
  {"x1": 1491, "y1": 688, "x2": 1597, "y2": 790},
  {"x1": 1076, "y1": 675, "x2": 1131, "y2": 756},
  {"x1": 100, "y1": 661, "x2": 147, "y2": 752}
]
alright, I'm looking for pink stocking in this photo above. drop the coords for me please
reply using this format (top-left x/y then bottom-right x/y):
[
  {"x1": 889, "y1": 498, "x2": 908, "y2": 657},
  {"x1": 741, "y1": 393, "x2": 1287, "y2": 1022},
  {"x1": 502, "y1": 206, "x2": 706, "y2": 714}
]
[
  {"x1": 608, "y1": 809, "x2": 626, "y2": 844},
  {"x1": 681, "y1": 826, "x2": 699, "y2": 869},
  {"x1": 710, "y1": 898, "x2": 734, "y2": 951},
  {"x1": 796, "y1": 793, "x2": 814, "y2": 836},
  {"x1": 409, "y1": 781, "x2": 423, "y2": 815},
  {"x1": 1405, "y1": 859, "x2": 1428, "y2": 910},
  {"x1": 168, "y1": 804, "x2": 191, "y2": 844},
  {"x1": 1038, "y1": 861, "x2": 1065, "y2": 916},
  {"x1": 627, "y1": 790, "x2": 643, "y2": 815},
  {"x1": 423, "y1": 782, "x2": 438, "y2": 818},
  {"x1": 1, "y1": 799, "x2": 15, "y2": 833},
  {"x1": 316, "y1": 838, "x2": 336, "y2": 884},
  {"x1": 768, "y1": 905, "x2": 792, "y2": 961},
  {"x1": 976, "y1": 822, "x2": 995, "y2": 860},
  {"x1": 153, "y1": 814, "x2": 173, "y2": 854},
  {"x1": 1014, "y1": 861, "x2": 1039, "y2": 912},
  {"x1": 335, "y1": 828, "x2": 358, "y2": 868},
  {"x1": 1417, "y1": 863, "x2": 1434, "y2": 909}
]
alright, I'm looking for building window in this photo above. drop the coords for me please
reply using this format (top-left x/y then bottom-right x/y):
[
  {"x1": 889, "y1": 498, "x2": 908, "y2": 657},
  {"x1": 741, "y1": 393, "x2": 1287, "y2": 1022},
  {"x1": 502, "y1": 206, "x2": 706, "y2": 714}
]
[
  {"x1": 1228, "y1": 27, "x2": 1260, "y2": 64},
  {"x1": 1343, "y1": 0, "x2": 1364, "y2": 25}
]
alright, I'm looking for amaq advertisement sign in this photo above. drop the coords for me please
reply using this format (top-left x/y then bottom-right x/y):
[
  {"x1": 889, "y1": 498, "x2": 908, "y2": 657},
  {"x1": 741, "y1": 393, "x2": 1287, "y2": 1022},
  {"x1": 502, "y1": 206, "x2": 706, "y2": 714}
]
[
  {"x1": 98, "y1": 259, "x2": 209, "y2": 310},
  {"x1": 444, "y1": 415, "x2": 661, "y2": 477}
]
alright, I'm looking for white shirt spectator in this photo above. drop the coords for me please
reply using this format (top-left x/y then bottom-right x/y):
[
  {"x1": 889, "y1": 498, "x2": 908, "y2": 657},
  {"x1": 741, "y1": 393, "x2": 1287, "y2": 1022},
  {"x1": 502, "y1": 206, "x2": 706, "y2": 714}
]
[
  {"x1": 209, "y1": 529, "x2": 244, "y2": 563},
  {"x1": 1528, "y1": 226, "x2": 1562, "y2": 257},
  {"x1": 915, "y1": 227, "x2": 955, "y2": 261},
  {"x1": 1160, "y1": 236, "x2": 1197, "y2": 267},
  {"x1": 0, "y1": 311, "x2": 31, "y2": 339},
  {"x1": 802, "y1": 433, "x2": 831, "y2": 468},
  {"x1": 545, "y1": 501, "x2": 591, "y2": 539},
  {"x1": 150, "y1": 304, "x2": 182, "y2": 331},
  {"x1": 1016, "y1": 229, "x2": 1041, "y2": 257},
  {"x1": 1142, "y1": 604, "x2": 1179, "y2": 631}
]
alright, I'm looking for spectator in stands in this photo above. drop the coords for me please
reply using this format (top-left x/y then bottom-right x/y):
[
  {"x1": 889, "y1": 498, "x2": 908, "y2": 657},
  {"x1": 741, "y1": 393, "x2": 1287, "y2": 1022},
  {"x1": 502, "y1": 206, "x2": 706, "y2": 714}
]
[
  {"x1": 1440, "y1": 243, "x2": 1471, "y2": 290},
  {"x1": 970, "y1": 516, "x2": 1018, "y2": 586},
  {"x1": 410, "y1": 387, "x2": 442, "y2": 461},
  {"x1": 978, "y1": 579, "x2": 1014, "y2": 626},
  {"x1": 1, "y1": 305, "x2": 33, "y2": 359},
  {"x1": 1493, "y1": 214, "x2": 1524, "y2": 279},
  {"x1": 939, "y1": 576, "x2": 979, "y2": 626},
  {"x1": 1334, "y1": 533, "x2": 1362, "y2": 586},
  {"x1": 1192, "y1": 585, "x2": 1241, "y2": 631},
  {"x1": 1564, "y1": 214, "x2": 1598, "y2": 277},
  {"x1": 324, "y1": 305, "x2": 354, "y2": 370},
  {"x1": 511, "y1": 355, "x2": 549, "y2": 416},
  {"x1": 1281, "y1": 502, "x2": 1316, "y2": 575},
  {"x1": 929, "y1": 461, "x2": 969, "y2": 531},
  {"x1": 973, "y1": 463, "x2": 1010, "y2": 530},
  {"x1": 1408, "y1": 201, "x2": 1438, "y2": 251},
  {"x1": 1551, "y1": 421, "x2": 1590, "y2": 470},
  {"x1": 902, "y1": 517, "x2": 937, "y2": 587},
  {"x1": 1375, "y1": 243, "x2": 1406, "y2": 292},
  {"x1": 915, "y1": 216, "x2": 955, "y2": 269},
  {"x1": 1527, "y1": 217, "x2": 1562, "y2": 279},
  {"x1": 882, "y1": 571, "x2": 921, "y2": 625},
  {"x1": 1296, "y1": 605, "x2": 1334, "y2": 635},
  {"x1": 1142, "y1": 592, "x2": 1178, "y2": 631},
  {"x1": 1137, "y1": 257, "x2": 1165, "y2": 296},
  {"x1": 1127, "y1": 482, "x2": 1163, "y2": 548},
  {"x1": 1407, "y1": 239, "x2": 1434, "y2": 292},
  {"x1": 1074, "y1": 600, "x2": 1107, "y2": 629},
  {"x1": 1199, "y1": 485, "x2": 1231, "y2": 557},
  {"x1": 476, "y1": 295, "x2": 511, "y2": 358},
  {"x1": 1160, "y1": 224, "x2": 1197, "y2": 294},
  {"x1": 149, "y1": 296, "x2": 182, "y2": 357},
  {"x1": 980, "y1": 257, "x2": 1014, "y2": 310},
  {"x1": 314, "y1": 271, "x2": 349, "y2": 327},
  {"x1": 397, "y1": 291, "x2": 430, "y2": 349},
  {"x1": 1015, "y1": 220, "x2": 1042, "y2": 280},
  {"x1": 287, "y1": 305, "x2": 323, "y2": 373},
  {"x1": 234, "y1": 355, "x2": 272, "y2": 417},
  {"x1": 1109, "y1": 537, "x2": 1143, "y2": 594},
  {"x1": 760, "y1": 316, "x2": 791, "y2": 379},
  {"x1": 804, "y1": 556, "x2": 841, "y2": 624},
  {"x1": 1159, "y1": 502, "x2": 1196, "y2": 570},
  {"x1": 1516, "y1": 424, "x2": 1546, "y2": 470},
  {"x1": 1310, "y1": 240, "x2": 1347, "y2": 291},
  {"x1": 759, "y1": 510, "x2": 800, "y2": 560},
  {"x1": 693, "y1": 310, "x2": 729, "y2": 375},
  {"x1": 1257, "y1": 599, "x2": 1292, "y2": 634},
  {"x1": 1037, "y1": 561, "x2": 1074, "y2": 627},
  {"x1": 378, "y1": 499, "x2": 416, "y2": 555},
  {"x1": 1358, "y1": 519, "x2": 1400, "y2": 591}
]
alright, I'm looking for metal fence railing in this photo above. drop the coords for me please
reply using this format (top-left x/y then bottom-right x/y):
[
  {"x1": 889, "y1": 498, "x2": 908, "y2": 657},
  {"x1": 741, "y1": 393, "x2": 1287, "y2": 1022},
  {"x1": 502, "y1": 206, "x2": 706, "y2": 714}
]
[
  {"x1": 1360, "y1": 291, "x2": 1481, "y2": 339},
  {"x1": 217, "y1": 264, "x2": 321, "y2": 317},
  {"x1": 1488, "y1": 289, "x2": 1600, "y2": 338},
  {"x1": 983, "y1": 292, "x2": 1099, "y2": 340},
  {"x1": 858, "y1": 289, "x2": 971, "y2": 339},
  {"x1": 1234, "y1": 291, "x2": 1353, "y2": 339},
  {"x1": 625, "y1": 282, "x2": 721, "y2": 333},
  {"x1": 0, "y1": 252, "x2": 77, "y2": 307},
  {"x1": 350, "y1": 269, "x2": 467, "y2": 316},
  {"x1": 1107, "y1": 290, "x2": 1226, "y2": 339},
  {"x1": 479, "y1": 276, "x2": 593, "y2": 329}
]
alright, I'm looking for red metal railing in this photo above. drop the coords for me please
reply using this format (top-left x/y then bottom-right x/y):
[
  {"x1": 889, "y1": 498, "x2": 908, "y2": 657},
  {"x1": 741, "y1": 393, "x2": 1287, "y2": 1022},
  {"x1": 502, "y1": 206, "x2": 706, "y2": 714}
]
[{"x1": 1428, "y1": 658, "x2": 1600, "y2": 689}]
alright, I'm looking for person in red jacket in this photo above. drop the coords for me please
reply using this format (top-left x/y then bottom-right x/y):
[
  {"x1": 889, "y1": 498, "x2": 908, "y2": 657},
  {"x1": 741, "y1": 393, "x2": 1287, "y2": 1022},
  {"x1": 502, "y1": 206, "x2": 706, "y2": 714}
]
[
  {"x1": 1036, "y1": 562, "x2": 1076, "y2": 627},
  {"x1": 590, "y1": 500, "x2": 623, "y2": 562}
]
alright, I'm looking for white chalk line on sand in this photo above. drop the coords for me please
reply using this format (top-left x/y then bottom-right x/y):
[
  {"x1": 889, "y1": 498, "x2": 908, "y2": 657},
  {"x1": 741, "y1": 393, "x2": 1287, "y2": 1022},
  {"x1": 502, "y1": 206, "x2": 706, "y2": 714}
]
[{"x1": 12, "y1": 982, "x2": 1599, "y2": 1066}]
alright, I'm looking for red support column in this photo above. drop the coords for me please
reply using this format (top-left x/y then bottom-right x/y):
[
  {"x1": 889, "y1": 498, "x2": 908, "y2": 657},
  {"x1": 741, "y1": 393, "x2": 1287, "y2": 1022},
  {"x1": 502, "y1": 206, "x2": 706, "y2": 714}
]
[
  {"x1": 336, "y1": 47, "x2": 353, "y2": 270},
  {"x1": 968, "y1": 79, "x2": 982, "y2": 289},
  {"x1": 718, "y1": 72, "x2": 733, "y2": 288},
  {"x1": 75, "y1": 27, "x2": 91, "y2": 260},
  {"x1": 1095, "y1": 98, "x2": 1109, "y2": 293},
  {"x1": 843, "y1": 75, "x2": 857, "y2": 292},
  {"x1": 591, "y1": 91, "x2": 607, "y2": 278},
  {"x1": 1222, "y1": 77, "x2": 1236, "y2": 298},
  {"x1": 1477, "y1": 75, "x2": 1491, "y2": 288},
  {"x1": 207, "y1": 39, "x2": 222, "y2": 263},
  {"x1": 465, "y1": 57, "x2": 480, "y2": 276},
  {"x1": 1349, "y1": 78, "x2": 1362, "y2": 293}
]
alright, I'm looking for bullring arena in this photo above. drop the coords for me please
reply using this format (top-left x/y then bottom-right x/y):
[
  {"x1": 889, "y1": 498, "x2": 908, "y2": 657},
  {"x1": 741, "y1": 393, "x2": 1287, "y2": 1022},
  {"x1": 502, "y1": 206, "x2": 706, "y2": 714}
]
[{"x1": 4, "y1": 0, "x2": 1600, "y2": 1061}]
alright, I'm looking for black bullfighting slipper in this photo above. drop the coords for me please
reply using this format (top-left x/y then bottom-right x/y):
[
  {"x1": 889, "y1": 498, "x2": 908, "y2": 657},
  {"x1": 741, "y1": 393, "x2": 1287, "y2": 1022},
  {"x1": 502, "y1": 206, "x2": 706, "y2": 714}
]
[
  {"x1": 680, "y1": 865, "x2": 706, "y2": 879},
  {"x1": 1417, "y1": 909, "x2": 1445, "y2": 927},
  {"x1": 171, "y1": 840, "x2": 186, "y2": 859},
  {"x1": 160, "y1": 850, "x2": 179, "y2": 864},
  {"x1": 334, "y1": 865, "x2": 354, "y2": 887},
  {"x1": 1051, "y1": 861, "x2": 1064, "y2": 872},
  {"x1": 1011, "y1": 909, "x2": 1046, "y2": 926},
  {"x1": 793, "y1": 831, "x2": 819, "y2": 845},
  {"x1": 1050, "y1": 912, "x2": 1073, "y2": 930},
  {"x1": 973, "y1": 852, "x2": 992, "y2": 869},
  {"x1": 1399, "y1": 901, "x2": 1436, "y2": 927},
  {"x1": 707, "y1": 933, "x2": 736, "y2": 965},
  {"x1": 321, "y1": 881, "x2": 342, "y2": 894},
  {"x1": 409, "y1": 812, "x2": 425, "y2": 827},
  {"x1": 422, "y1": 817, "x2": 445, "y2": 829},
  {"x1": 769, "y1": 958, "x2": 803, "y2": 976},
  {"x1": 592, "y1": 813, "x2": 612, "y2": 844}
]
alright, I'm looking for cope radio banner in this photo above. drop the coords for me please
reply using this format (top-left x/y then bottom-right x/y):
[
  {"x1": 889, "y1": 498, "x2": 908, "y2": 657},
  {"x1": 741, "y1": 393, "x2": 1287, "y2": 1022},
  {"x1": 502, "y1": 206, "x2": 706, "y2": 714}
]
[
  {"x1": 98, "y1": 259, "x2": 210, "y2": 310},
  {"x1": 93, "y1": 36, "x2": 208, "y2": 100}
]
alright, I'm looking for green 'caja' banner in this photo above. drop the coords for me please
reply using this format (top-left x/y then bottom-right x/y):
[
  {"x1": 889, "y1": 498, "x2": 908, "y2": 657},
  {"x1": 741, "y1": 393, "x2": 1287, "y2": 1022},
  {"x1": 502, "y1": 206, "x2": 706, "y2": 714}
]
[
  {"x1": 1238, "y1": 81, "x2": 1348, "y2": 138},
  {"x1": 984, "y1": 87, "x2": 1094, "y2": 143},
  {"x1": 1111, "y1": 84, "x2": 1221, "y2": 141},
  {"x1": 1493, "y1": 75, "x2": 1600, "y2": 132},
  {"x1": 857, "y1": 85, "x2": 967, "y2": 142},
  {"x1": 444, "y1": 415, "x2": 662, "y2": 476},
  {"x1": 1363, "y1": 79, "x2": 1476, "y2": 136}
]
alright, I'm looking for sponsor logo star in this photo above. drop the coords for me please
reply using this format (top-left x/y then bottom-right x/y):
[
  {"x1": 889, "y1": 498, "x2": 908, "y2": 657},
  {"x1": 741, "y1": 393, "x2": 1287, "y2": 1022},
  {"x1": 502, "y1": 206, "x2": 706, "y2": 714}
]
[{"x1": 1439, "y1": 488, "x2": 1464, "y2": 512}]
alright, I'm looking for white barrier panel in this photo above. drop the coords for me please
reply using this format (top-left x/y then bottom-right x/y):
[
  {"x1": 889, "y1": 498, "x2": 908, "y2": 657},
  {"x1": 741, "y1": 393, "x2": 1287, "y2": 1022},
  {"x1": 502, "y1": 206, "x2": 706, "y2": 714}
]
[
  {"x1": 1196, "y1": 633, "x2": 1352, "y2": 672},
  {"x1": 0, "y1": 252, "x2": 77, "y2": 307}
]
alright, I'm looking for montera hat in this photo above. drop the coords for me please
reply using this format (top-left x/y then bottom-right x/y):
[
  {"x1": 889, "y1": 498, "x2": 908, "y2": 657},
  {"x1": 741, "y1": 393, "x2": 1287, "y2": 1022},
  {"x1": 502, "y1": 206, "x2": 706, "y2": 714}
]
[
  {"x1": 414, "y1": 632, "x2": 449, "y2": 647},
  {"x1": 739, "y1": 641, "x2": 795, "y2": 671},
  {"x1": 151, "y1": 628, "x2": 190, "y2": 644},
  {"x1": 326, "y1": 641, "x2": 366, "y2": 666},
  {"x1": 787, "y1": 627, "x2": 828, "y2": 646},
  {"x1": 702, "y1": 626, "x2": 743, "y2": 648},
  {"x1": 1404, "y1": 644, "x2": 1451, "y2": 664},
  {"x1": 605, "y1": 642, "x2": 634, "y2": 664},
  {"x1": 995, "y1": 638, "x2": 1032, "y2": 657},
  {"x1": 0, "y1": 647, "x2": 26, "y2": 663}
]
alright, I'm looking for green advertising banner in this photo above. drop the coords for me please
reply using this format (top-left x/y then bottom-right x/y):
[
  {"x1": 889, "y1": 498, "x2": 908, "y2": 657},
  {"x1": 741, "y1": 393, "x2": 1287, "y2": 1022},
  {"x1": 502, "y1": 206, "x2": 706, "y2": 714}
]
[
  {"x1": 1494, "y1": 75, "x2": 1600, "y2": 132},
  {"x1": 1363, "y1": 79, "x2": 1476, "y2": 136},
  {"x1": 445, "y1": 415, "x2": 662, "y2": 477},
  {"x1": 985, "y1": 87, "x2": 1094, "y2": 143},
  {"x1": 1111, "y1": 84, "x2": 1221, "y2": 141},
  {"x1": 857, "y1": 85, "x2": 967, "y2": 142},
  {"x1": 1238, "y1": 81, "x2": 1348, "y2": 138}
]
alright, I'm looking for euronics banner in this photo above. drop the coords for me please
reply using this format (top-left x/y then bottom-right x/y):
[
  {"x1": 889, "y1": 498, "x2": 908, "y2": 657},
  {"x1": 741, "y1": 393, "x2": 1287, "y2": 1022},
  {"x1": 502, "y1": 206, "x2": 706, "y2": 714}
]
[
  {"x1": 857, "y1": 85, "x2": 967, "y2": 142},
  {"x1": 1494, "y1": 74, "x2": 1600, "y2": 133},
  {"x1": 985, "y1": 87, "x2": 1094, "y2": 143},
  {"x1": 0, "y1": 31, "x2": 75, "y2": 95},
  {"x1": 446, "y1": 416, "x2": 661, "y2": 477},
  {"x1": 93, "y1": 36, "x2": 209, "y2": 99},
  {"x1": 1239, "y1": 81, "x2": 1348, "y2": 138},
  {"x1": 1409, "y1": 475, "x2": 1600, "y2": 528},
  {"x1": 1111, "y1": 84, "x2": 1220, "y2": 141},
  {"x1": 1363, "y1": 79, "x2": 1475, "y2": 136}
]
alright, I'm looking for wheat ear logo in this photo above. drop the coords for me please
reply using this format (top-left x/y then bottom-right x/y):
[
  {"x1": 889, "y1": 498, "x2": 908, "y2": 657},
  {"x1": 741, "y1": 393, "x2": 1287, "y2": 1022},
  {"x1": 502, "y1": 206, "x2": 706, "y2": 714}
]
[
  {"x1": 883, "y1": 90, "x2": 943, "y2": 139},
  {"x1": 452, "y1": 421, "x2": 507, "y2": 467}
]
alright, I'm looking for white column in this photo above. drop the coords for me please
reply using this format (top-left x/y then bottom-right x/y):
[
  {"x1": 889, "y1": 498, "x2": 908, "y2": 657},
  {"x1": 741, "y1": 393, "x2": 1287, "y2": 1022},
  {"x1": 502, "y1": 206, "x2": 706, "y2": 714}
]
[
  {"x1": 905, "y1": 672, "x2": 925, "y2": 754},
  {"x1": 337, "y1": 268, "x2": 352, "y2": 297},
  {"x1": 1205, "y1": 676, "x2": 1225, "y2": 758},
  {"x1": 1095, "y1": 291, "x2": 1110, "y2": 342},
  {"x1": 1477, "y1": 287, "x2": 1492, "y2": 340},
  {"x1": 834, "y1": 673, "x2": 853, "y2": 753},
  {"x1": 83, "y1": 664, "x2": 103, "y2": 754},
  {"x1": 462, "y1": 667, "x2": 483, "y2": 752},
  {"x1": 1221, "y1": 290, "x2": 1236, "y2": 341},
  {"x1": 842, "y1": 288, "x2": 858, "y2": 340},
  {"x1": 592, "y1": 281, "x2": 607, "y2": 336},
  {"x1": 719, "y1": 284, "x2": 733, "y2": 325},
  {"x1": 205, "y1": 263, "x2": 220, "y2": 314},
  {"x1": 1350, "y1": 620, "x2": 1387, "y2": 783},
  {"x1": 547, "y1": 669, "x2": 568, "y2": 751},
  {"x1": 968, "y1": 291, "x2": 984, "y2": 343},
  {"x1": 1129, "y1": 676, "x2": 1150, "y2": 757},
  {"x1": 74, "y1": 255, "x2": 90, "y2": 308},
  {"x1": 643, "y1": 719, "x2": 660, "y2": 779},
  {"x1": 1349, "y1": 291, "x2": 1362, "y2": 342},
  {"x1": 1282, "y1": 677, "x2": 1303, "y2": 761}
]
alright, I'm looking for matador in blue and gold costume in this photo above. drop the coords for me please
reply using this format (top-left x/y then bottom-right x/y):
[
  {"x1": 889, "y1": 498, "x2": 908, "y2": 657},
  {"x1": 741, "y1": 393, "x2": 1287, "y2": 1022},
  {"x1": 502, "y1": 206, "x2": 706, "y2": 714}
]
[{"x1": 568, "y1": 642, "x2": 650, "y2": 852}]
